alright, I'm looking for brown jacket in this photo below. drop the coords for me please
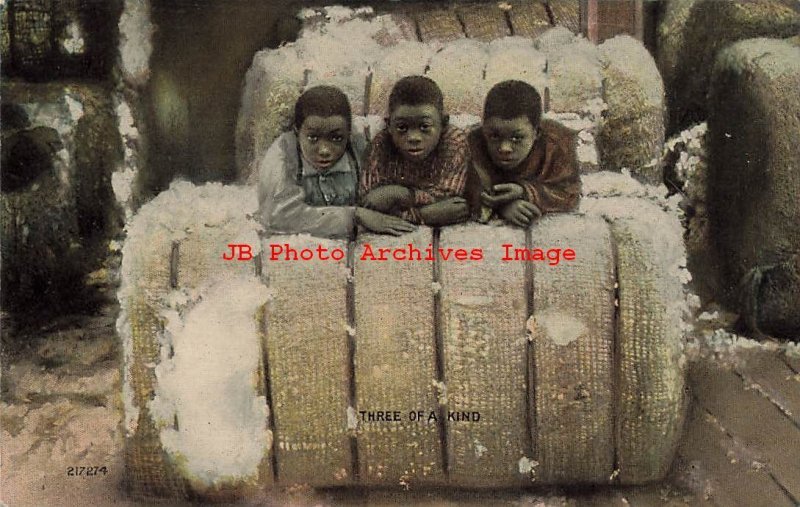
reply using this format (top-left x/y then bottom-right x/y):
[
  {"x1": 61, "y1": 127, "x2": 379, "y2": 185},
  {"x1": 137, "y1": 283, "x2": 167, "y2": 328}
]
[{"x1": 466, "y1": 119, "x2": 581, "y2": 218}]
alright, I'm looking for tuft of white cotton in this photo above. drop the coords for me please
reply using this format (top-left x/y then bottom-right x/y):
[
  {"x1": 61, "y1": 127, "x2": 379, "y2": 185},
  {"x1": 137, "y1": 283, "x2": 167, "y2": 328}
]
[{"x1": 149, "y1": 276, "x2": 272, "y2": 487}]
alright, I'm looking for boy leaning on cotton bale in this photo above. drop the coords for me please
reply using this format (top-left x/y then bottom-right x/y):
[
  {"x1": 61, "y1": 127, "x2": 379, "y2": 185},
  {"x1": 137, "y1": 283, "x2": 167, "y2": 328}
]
[
  {"x1": 257, "y1": 85, "x2": 415, "y2": 237},
  {"x1": 467, "y1": 80, "x2": 582, "y2": 226},
  {"x1": 359, "y1": 75, "x2": 471, "y2": 226}
]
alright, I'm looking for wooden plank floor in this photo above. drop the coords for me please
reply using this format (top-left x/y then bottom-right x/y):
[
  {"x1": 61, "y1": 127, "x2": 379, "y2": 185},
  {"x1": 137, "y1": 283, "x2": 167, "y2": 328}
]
[{"x1": 323, "y1": 347, "x2": 800, "y2": 506}]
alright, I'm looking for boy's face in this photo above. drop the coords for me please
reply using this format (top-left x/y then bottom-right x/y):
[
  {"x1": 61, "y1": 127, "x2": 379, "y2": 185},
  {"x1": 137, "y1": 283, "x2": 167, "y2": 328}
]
[
  {"x1": 481, "y1": 116, "x2": 537, "y2": 171},
  {"x1": 388, "y1": 104, "x2": 443, "y2": 162},
  {"x1": 297, "y1": 115, "x2": 349, "y2": 171}
]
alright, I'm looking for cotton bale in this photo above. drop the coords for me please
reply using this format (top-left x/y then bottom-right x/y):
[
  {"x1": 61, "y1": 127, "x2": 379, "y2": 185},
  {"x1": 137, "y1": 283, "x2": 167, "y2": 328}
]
[
  {"x1": 415, "y1": 8, "x2": 465, "y2": 43},
  {"x1": 580, "y1": 171, "x2": 692, "y2": 483},
  {"x1": 1, "y1": 82, "x2": 122, "y2": 314},
  {"x1": 367, "y1": 41, "x2": 439, "y2": 116},
  {"x1": 439, "y1": 224, "x2": 530, "y2": 487},
  {"x1": 118, "y1": 182, "x2": 271, "y2": 500},
  {"x1": 236, "y1": 47, "x2": 304, "y2": 183},
  {"x1": 708, "y1": 38, "x2": 800, "y2": 335},
  {"x1": 263, "y1": 234, "x2": 353, "y2": 486},
  {"x1": 354, "y1": 228, "x2": 444, "y2": 486},
  {"x1": 457, "y1": 2, "x2": 511, "y2": 42},
  {"x1": 484, "y1": 37, "x2": 548, "y2": 98},
  {"x1": 529, "y1": 214, "x2": 615, "y2": 483},
  {"x1": 657, "y1": 0, "x2": 800, "y2": 133},
  {"x1": 597, "y1": 35, "x2": 665, "y2": 182},
  {"x1": 426, "y1": 38, "x2": 489, "y2": 116},
  {"x1": 507, "y1": 0, "x2": 552, "y2": 39},
  {"x1": 533, "y1": 25, "x2": 577, "y2": 53},
  {"x1": 544, "y1": 37, "x2": 603, "y2": 114},
  {"x1": 548, "y1": 0, "x2": 581, "y2": 34}
]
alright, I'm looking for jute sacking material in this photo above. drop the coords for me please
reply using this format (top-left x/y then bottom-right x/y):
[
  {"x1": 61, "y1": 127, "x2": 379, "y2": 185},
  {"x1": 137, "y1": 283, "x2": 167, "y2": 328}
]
[
  {"x1": 439, "y1": 225, "x2": 530, "y2": 487},
  {"x1": 119, "y1": 182, "x2": 270, "y2": 500},
  {"x1": 597, "y1": 35, "x2": 665, "y2": 182},
  {"x1": 238, "y1": 21, "x2": 664, "y2": 183},
  {"x1": 708, "y1": 37, "x2": 800, "y2": 336},
  {"x1": 507, "y1": 0, "x2": 552, "y2": 39},
  {"x1": 457, "y1": 3, "x2": 511, "y2": 42},
  {"x1": 121, "y1": 184, "x2": 690, "y2": 494},
  {"x1": 529, "y1": 214, "x2": 615, "y2": 484},
  {"x1": 354, "y1": 228, "x2": 444, "y2": 486},
  {"x1": 415, "y1": 8, "x2": 466, "y2": 44},
  {"x1": 657, "y1": 0, "x2": 800, "y2": 133},
  {"x1": 263, "y1": 234, "x2": 353, "y2": 486}
]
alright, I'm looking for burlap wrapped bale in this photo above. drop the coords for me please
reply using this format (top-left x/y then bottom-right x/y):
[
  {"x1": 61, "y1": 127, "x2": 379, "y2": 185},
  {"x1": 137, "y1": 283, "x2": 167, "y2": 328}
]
[
  {"x1": 439, "y1": 225, "x2": 530, "y2": 487},
  {"x1": 354, "y1": 228, "x2": 444, "y2": 486},
  {"x1": 580, "y1": 171, "x2": 691, "y2": 484},
  {"x1": 263, "y1": 234, "x2": 353, "y2": 486},
  {"x1": 657, "y1": 0, "x2": 800, "y2": 133},
  {"x1": 457, "y1": 3, "x2": 511, "y2": 42},
  {"x1": 533, "y1": 25, "x2": 576, "y2": 53},
  {"x1": 4, "y1": 0, "x2": 121, "y2": 80},
  {"x1": 508, "y1": 0, "x2": 552, "y2": 39},
  {"x1": 415, "y1": 8, "x2": 465, "y2": 43},
  {"x1": 484, "y1": 37, "x2": 548, "y2": 98},
  {"x1": 547, "y1": 0, "x2": 581, "y2": 34},
  {"x1": 708, "y1": 38, "x2": 800, "y2": 336},
  {"x1": 118, "y1": 182, "x2": 271, "y2": 500},
  {"x1": 426, "y1": 38, "x2": 489, "y2": 117},
  {"x1": 529, "y1": 214, "x2": 615, "y2": 484},
  {"x1": 543, "y1": 37, "x2": 602, "y2": 113},
  {"x1": 236, "y1": 47, "x2": 304, "y2": 183},
  {"x1": 1, "y1": 82, "x2": 122, "y2": 314},
  {"x1": 367, "y1": 41, "x2": 440, "y2": 116},
  {"x1": 597, "y1": 35, "x2": 665, "y2": 182}
]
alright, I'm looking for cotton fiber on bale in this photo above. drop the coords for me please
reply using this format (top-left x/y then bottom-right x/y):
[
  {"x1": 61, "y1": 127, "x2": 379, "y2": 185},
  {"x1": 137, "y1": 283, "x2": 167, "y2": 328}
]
[
  {"x1": 657, "y1": 0, "x2": 800, "y2": 133},
  {"x1": 236, "y1": 48, "x2": 304, "y2": 183},
  {"x1": 708, "y1": 37, "x2": 800, "y2": 338},
  {"x1": 426, "y1": 38, "x2": 490, "y2": 117},
  {"x1": 483, "y1": 37, "x2": 548, "y2": 99},
  {"x1": 543, "y1": 36, "x2": 602, "y2": 115},
  {"x1": 367, "y1": 41, "x2": 440, "y2": 116},
  {"x1": 597, "y1": 35, "x2": 665, "y2": 183},
  {"x1": 118, "y1": 182, "x2": 272, "y2": 500}
]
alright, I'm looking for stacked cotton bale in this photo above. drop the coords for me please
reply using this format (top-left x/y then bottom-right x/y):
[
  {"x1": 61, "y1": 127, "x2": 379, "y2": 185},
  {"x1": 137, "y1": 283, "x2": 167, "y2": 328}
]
[
  {"x1": 597, "y1": 35, "x2": 665, "y2": 183},
  {"x1": 426, "y1": 38, "x2": 490, "y2": 117},
  {"x1": 547, "y1": 0, "x2": 581, "y2": 34},
  {"x1": 236, "y1": 48, "x2": 305, "y2": 183},
  {"x1": 707, "y1": 38, "x2": 800, "y2": 338},
  {"x1": 456, "y1": 2, "x2": 511, "y2": 42},
  {"x1": 507, "y1": 0, "x2": 552, "y2": 39},
  {"x1": 118, "y1": 181, "x2": 271, "y2": 500},
  {"x1": 237, "y1": 21, "x2": 665, "y2": 183},
  {"x1": 367, "y1": 41, "x2": 440, "y2": 116},
  {"x1": 657, "y1": 0, "x2": 800, "y2": 133},
  {"x1": 415, "y1": 8, "x2": 465, "y2": 43},
  {"x1": 1, "y1": 82, "x2": 122, "y2": 314},
  {"x1": 2, "y1": 0, "x2": 122, "y2": 80},
  {"x1": 236, "y1": 6, "x2": 413, "y2": 182}
]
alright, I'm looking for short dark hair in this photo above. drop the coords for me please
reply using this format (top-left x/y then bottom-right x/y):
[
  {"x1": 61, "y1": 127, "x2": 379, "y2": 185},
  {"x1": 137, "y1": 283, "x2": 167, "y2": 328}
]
[
  {"x1": 294, "y1": 85, "x2": 352, "y2": 130},
  {"x1": 388, "y1": 75, "x2": 445, "y2": 115},
  {"x1": 483, "y1": 80, "x2": 542, "y2": 129}
]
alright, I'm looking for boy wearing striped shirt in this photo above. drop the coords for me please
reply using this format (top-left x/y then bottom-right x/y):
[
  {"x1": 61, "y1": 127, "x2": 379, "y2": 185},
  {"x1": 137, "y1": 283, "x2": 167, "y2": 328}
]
[{"x1": 359, "y1": 76, "x2": 470, "y2": 226}]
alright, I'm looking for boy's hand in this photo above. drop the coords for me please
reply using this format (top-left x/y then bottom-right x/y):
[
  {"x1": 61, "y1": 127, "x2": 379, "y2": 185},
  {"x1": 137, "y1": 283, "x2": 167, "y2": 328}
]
[
  {"x1": 499, "y1": 199, "x2": 541, "y2": 227},
  {"x1": 362, "y1": 185, "x2": 413, "y2": 213},
  {"x1": 356, "y1": 207, "x2": 416, "y2": 236},
  {"x1": 419, "y1": 197, "x2": 470, "y2": 226},
  {"x1": 481, "y1": 183, "x2": 525, "y2": 209}
]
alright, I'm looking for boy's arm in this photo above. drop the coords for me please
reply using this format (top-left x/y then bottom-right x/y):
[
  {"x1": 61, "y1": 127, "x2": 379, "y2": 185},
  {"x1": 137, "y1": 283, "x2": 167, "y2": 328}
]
[
  {"x1": 515, "y1": 133, "x2": 581, "y2": 213},
  {"x1": 258, "y1": 135, "x2": 355, "y2": 238}
]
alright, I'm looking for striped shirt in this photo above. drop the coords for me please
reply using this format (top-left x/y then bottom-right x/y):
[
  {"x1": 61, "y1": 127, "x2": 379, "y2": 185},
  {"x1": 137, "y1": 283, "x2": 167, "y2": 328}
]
[{"x1": 360, "y1": 124, "x2": 469, "y2": 223}]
